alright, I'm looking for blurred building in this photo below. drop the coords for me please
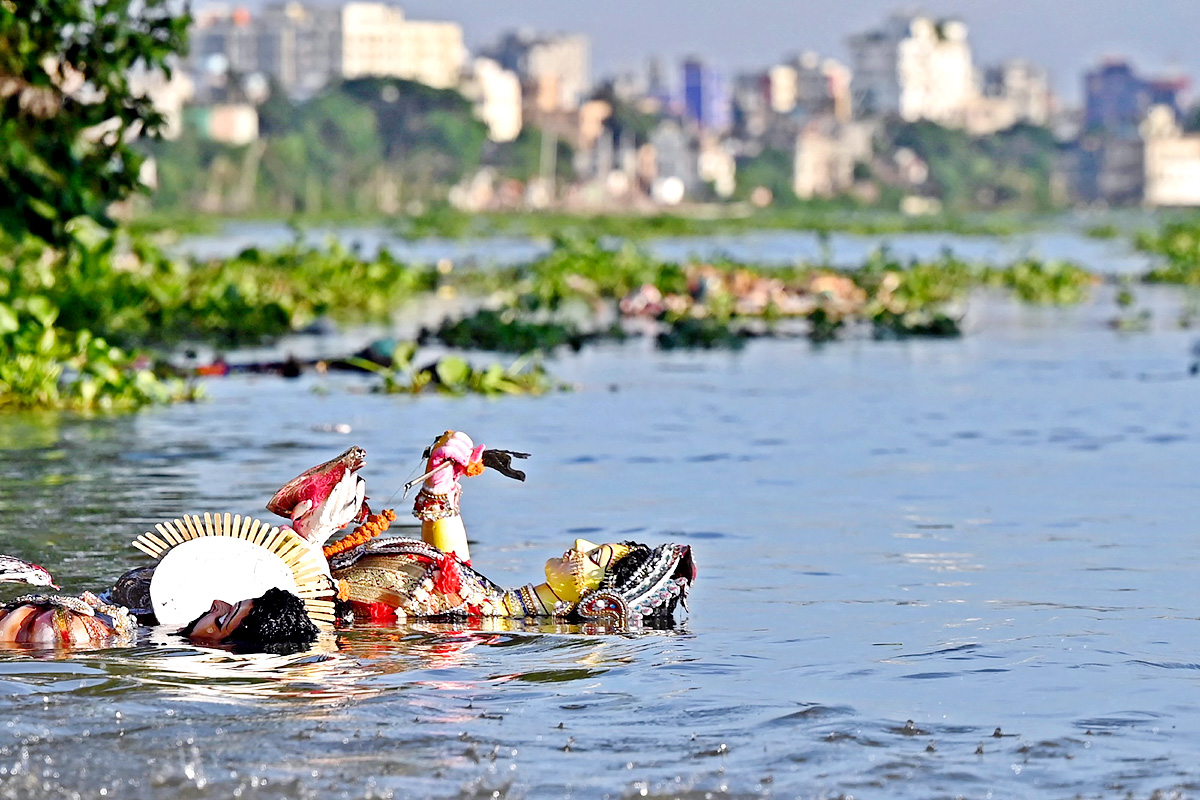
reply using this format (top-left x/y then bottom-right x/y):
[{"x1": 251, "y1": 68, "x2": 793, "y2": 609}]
[
  {"x1": 682, "y1": 58, "x2": 730, "y2": 131},
  {"x1": 190, "y1": 2, "x2": 464, "y2": 99},
  {"x1": 648, "y1": 119, "x2": 698, "y2": 203},
  {"x1": 339, "y1": 2, "x2": 464, "y2": 88},
  {"x1": 731, "y1": 72, "x2": 771, "y2": 139},
  {"x1": 483, "y1": 31, "x2": 590, "y2": 112},
  {"x1": 848, "y1": 14, "x2": 975, "y2": 127},
  {"x1": 255, "y1": 2, "x2": 341, "y2": 97},
  {"x1": 697, "y1": 134, "x2": 736, "y2": 198},
  {"x1": 792, "y1": 119, "x2": 874, "y2": 199},
  {"x1": 464, "y1": 58, "x2": 522, "y2": 142},
  {"x1": 769, "y1": 52, "x2": 851, "y2": 122},
  {"x1": 186, "y1": 103, "x2": 260, "y2": 145},
  {"x1": 984, "y1": 60, "x2": 1052, "y2": 126},
  {"x1": 192, "y1": 6, "x2": 261, "y2": 80},
  {"x1": 1141, "y1": 105, "x2": 1200, "y2": 207},
  {"x1": 965, "y1": 61, "x2": 1053, "y2": 136},
  {"x1": 1084, "y1": 58, "x2": 1188, "y2": 137},
  {"x1": 129, "y1": 67, "x2": 195, "y2": 140}
]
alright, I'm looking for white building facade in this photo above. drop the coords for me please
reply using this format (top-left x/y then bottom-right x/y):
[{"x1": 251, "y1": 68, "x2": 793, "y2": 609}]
[
  {"x1": 467, "y1": 58, "x2": 523, "y2": 142},
  {"x1": 848, "y1": 15, "x2": 975, "y2": 127},
  {"x1": 484, "y1": 31, "x2": 590, "y2": 112},
  {"x1": 191, "y1": 2, "x2": 465, "y2": 98},
  {"x1": 1142, "y1": 105, "x2": 1200, "y2": 207},
  {"x1": 340, "y1": 3, "x2": 464, "y2": 89}
]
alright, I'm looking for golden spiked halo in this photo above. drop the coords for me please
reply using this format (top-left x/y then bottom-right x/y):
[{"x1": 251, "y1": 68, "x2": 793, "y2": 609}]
[{"x1": 132, "y1": 512, "x2": 335, "y2": 629}]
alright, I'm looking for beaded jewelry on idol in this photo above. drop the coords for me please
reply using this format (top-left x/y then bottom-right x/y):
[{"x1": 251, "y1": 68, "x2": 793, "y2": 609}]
[{"x1": 412, "y1": 484, "x2": 461, "y2": 522}]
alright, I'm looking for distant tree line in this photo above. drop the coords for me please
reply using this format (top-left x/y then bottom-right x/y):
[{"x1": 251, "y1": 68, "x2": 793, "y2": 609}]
[
  {"x1": 146, "y1": 78, "x2": 575, "y2": 216},
  {"x1": 885, "y1": 121, "x2": 1060, "y2": 211}
]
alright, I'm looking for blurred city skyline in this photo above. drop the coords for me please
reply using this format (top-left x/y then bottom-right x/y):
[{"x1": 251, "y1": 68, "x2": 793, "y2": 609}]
[{"x1": 225, "y1": 0, "x2": 1200, "y2": 102}]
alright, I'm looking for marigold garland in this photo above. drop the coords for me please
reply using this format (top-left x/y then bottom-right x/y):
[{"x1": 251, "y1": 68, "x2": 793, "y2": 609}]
[
  {"x1": 465, "y1": 459, "x2": 484, "y2": 477},
  {"x1": 323, "y1": 508, "x2": 396, "y2": 559}
]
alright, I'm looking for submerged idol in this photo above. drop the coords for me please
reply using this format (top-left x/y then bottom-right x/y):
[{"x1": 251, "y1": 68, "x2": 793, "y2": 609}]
[
  {"x1": 274, "y1": 431, "x2": 696, "y2": 630},
  {"x1": 99, "y1": 432, "x2": 694, "y2": 635}
]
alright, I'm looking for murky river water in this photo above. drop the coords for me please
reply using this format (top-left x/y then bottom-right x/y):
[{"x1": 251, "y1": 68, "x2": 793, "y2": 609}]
[{"x1": 2, "y1": 281, "x2": 1200, "y2": 798}]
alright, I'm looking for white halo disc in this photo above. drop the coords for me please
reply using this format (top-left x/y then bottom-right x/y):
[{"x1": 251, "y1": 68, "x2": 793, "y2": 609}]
[{"x1": 150, "y1": 537, "x2": 299, "y2": 626}]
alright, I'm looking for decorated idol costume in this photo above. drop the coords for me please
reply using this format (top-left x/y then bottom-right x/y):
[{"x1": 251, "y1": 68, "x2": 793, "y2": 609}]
[
  {"x1": 311, "y1": 431, "x2": 696, "y2": 630},
  {"x1": 25, "y1": 432, "x2": 694, "y2": 643},
  {"x1": 0, "y1": 515, "x2": 329, "y2": 649},
  {"x1": 330, "y1": 536, "x2": 694, "y2": 629}
]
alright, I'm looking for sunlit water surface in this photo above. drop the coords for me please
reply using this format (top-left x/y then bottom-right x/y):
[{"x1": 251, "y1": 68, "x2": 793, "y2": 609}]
[{"x1": 1, "y1": 287, "x2": 1199, "y2": 798}]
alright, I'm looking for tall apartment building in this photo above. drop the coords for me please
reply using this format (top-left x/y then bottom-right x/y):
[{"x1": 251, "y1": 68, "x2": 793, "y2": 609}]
[
  {"x1": 768, "y1": 52, "x2": 851, "y2": 122},
  {"x1": 682, "y1": 58, "x2": 730, "y2": 132},
  {"x1": 1085, "y1": 59, "x2": 1188, "y2": 137},
  {"x1": 984, "y1": 60, "x2": 1052, "y2": 126},
  {"x1": 191, "y1": 2, "x2": 465, "y2": 99},
  {"x1": 340, "y1": 2, "x2": 464, "y2": 88},
  {"x1": 256, "y1": 2, "x2": 341, "y2": 97},
  {"x1": 847, "y1": 14, "x2": 975, "y2": 127},
  {"x1": 484, "y1": 31, "x2": 590, "y2": 112}
]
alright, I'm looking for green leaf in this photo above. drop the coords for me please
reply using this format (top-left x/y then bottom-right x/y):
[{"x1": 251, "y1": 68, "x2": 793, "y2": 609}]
[
  {"x1": 0, "y1": 303, "x2": 18, "y2": 335},
  {"x1": 434, "y1": 356, "x2": 470, "y2": 387},
  {"x1": 391, "y1": 340, "x2": 417, "y2": 369}
]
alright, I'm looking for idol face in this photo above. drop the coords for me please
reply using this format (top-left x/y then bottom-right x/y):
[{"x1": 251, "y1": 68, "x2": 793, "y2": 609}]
[
  {"x1": 182, "y1": 598, "x2": 254, "y2": 642},
  {"x1": 543, "y1": 539, "x2": 631, "y2": 602}
]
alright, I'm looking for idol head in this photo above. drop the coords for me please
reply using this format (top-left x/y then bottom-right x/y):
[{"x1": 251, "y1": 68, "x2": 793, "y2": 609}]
[
  {"x1": 545, "y1": 539, "x2": 697, "y2": 627},
  {"x1": 179, "y1": 587, "x2": 319, "y2": 654},
  {"x1": 544, "y1": 539, "x2": 633, "y2": 603}
]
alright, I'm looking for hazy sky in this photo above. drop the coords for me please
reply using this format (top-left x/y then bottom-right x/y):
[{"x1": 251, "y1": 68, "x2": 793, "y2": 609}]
[{"x1": 243, "y1": 1, "x2": 1200, "y2": 103}]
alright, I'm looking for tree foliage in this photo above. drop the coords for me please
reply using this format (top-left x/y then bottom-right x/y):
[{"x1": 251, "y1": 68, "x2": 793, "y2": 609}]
[
  {"x1": 889, "y1": 121, "x2": 1058, "y2": 211},
  {"x1": 0, "y1": 0, "x2": 189, "y2": 244}
]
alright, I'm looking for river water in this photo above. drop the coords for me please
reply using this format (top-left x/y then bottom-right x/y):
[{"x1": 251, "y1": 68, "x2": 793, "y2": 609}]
[
  {"x1": 2, "y1": 268, "x2": 1200, "y2": 796},
  {"x1": 175, "y1": 220, "x2": 1158, "y2": 276}
]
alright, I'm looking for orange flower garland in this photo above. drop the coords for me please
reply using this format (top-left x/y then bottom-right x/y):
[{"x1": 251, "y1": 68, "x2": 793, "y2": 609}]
[{"x1": 323, "y1": 508, "x2": 396, "y2": 559}]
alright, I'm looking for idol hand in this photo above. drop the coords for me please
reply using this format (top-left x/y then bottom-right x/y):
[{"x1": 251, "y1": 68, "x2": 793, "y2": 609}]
[{"x1": 424, "y1": 431, "x2": 485, "y2": 494}]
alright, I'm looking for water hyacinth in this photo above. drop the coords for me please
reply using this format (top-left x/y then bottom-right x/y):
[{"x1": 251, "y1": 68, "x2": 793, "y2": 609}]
[
  {"x1": 347, "y1": 341, "x2": 565, "y2": 397},
  {"x1": 1139, "y1": 219, "x2": 1200, "y2": 285},
  {"x1": 981, "y1": 259, "x2": 1095, "y2": 304},
  {"x1": 5, "y1": 215, "x2": 1188, "y2": 412}
]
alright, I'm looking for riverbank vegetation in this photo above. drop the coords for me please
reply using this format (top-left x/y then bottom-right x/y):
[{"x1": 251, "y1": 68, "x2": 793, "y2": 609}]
[
  {"x1": 136, "y1": 74, "x2": 1059, "y2": 237},
  {"x1": 431, "y1": 237, "x2": 1095, "y2": 348},
  {"x1": 4, "y1": 216, "x2": 1192, "y2": 412},
  {"x1": 1138, "y1": 218, "x2": 1200, "y2": 284},
  {"x1": 144, "y1": 79, "x2": 571, "y2": 220}
]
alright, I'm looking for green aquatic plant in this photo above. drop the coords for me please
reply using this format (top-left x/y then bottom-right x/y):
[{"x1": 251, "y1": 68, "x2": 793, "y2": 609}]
[
  {"x1": 348, "y1": 341, "x2": 565, "y2": 396},
  {"x1": 656, "y1": 315, "x2": 749, "y2": 351},
  {"x1": 1139, "y1": 219, "x2": 1200, "y2": 285},
  {"x1": 857, "y1": 250, "x2": 970, "y2": 338},
  {"x1": 0, "y1": 298, "x2": 197, "y2": 411},
  {"x1": 7, "y1": 230, "x2": 436, "y2": 348},
  {"x1": 806, "y1": 306, "x2": 846, "y2": 344},
  {"x1": 1110, "y1": 278, "x2": 1152, "y2": 332},
  {"x1": 517, "y1": 235, "x2": 685, "y2": 311},
  {"x1": 1084, "y1": 223, "x2": 1120, "y2": 240},
  {"x1": 982, "y1": 259, "x2": 1093, "y2": 305},
  {"x1": 433, "y1": 308, "x2": 592, "y2": 353}
]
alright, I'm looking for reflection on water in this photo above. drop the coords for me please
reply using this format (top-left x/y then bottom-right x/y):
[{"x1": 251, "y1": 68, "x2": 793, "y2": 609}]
[{"x1": 1, "y1": 289, "x2": 1200, "y2": 797}]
